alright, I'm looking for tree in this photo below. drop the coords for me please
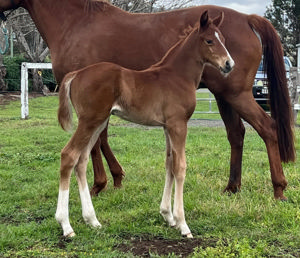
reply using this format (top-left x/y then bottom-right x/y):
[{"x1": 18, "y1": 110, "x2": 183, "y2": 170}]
[
  {"x1": 265, "y1": 0, "x2": 300, "y2": 66},
  {"x1": 110, "y1": 0, "x2": 194, "y2": 13},
  {"x1": 7, "y1": 8, "x2": 49, "y2": 92}
]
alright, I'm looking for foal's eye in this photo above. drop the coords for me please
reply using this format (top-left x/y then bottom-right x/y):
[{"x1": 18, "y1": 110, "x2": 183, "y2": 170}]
[{"x1": 205, "y1": 40, "x2": 213, "y2": 45}]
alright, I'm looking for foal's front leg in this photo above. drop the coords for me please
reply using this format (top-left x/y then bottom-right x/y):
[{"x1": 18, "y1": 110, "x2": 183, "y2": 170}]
[
  {"x1": 162, "y1": 123, "x2": 192, "y2": 238},
  {"x1": 160, "y1": 129, "x2": 176, "y2": 227}
]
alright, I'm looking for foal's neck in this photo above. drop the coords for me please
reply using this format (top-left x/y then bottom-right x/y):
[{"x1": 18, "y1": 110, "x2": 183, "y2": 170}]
[{"x1": 154, "y1": 29, "x2": 204, "y2": 87}]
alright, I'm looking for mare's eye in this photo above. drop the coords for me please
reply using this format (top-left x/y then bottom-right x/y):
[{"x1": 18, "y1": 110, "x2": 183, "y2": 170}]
[{"x1": 206, "y1": 40, "x2": 213, "y2": 45}]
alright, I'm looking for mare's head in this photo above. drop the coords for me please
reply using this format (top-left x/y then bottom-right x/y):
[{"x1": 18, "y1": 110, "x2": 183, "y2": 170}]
[
  {"x1": 197, "y1": 10, "x2": 234, "y2": 75},
  {"x1": 0, "y1": 0, "x2": 22, "y2": 21}
]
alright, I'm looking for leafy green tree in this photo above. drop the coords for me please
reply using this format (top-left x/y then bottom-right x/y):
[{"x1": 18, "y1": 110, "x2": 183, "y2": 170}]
[{"x1": 265, "y1": 0, "x2": 300, "y2": 66}]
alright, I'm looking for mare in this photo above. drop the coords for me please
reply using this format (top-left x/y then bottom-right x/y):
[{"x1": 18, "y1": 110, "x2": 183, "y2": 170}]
[
  {"x1": 0, "y1": 0, "x2": 295, "y2": 200},
  {"x1": 55, "y1": 11, "x2": 234, "y2": 237}
]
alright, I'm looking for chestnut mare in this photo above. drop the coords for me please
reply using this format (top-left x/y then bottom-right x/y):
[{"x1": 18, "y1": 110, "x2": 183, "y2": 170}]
[
  {"x1": 56, "y1": 11, "x2": 234, "y2": 237},
  {"x1": 0, "y1": 0, "x2": 295, "y2": 200}
]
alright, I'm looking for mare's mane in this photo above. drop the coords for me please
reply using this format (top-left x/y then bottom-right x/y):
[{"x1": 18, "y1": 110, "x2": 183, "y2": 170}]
[{"x1": 83, "y1": 0, "x2": 112, "y2": 13}]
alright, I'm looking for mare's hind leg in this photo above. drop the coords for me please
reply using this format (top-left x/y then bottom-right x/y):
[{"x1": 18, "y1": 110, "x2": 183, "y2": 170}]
[
  {"x1": 225, "y1": 92, "x2": 288, "y2": 200},
  {"x1": 90, "y1": 124, "x2": 125, "y2": 196},
  {"x1": 100, "y1": 125, "x2": 125, "y2": 187},
  {"x1": 90, "y1": 137, "x2": 108, "y2": 196},
  {"x1": 216, "y1": 97, "x2": 245, "y2": 194}
]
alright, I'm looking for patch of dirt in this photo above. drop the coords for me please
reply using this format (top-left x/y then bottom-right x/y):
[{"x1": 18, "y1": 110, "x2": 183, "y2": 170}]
[{"x1": 116, "y1": 235, "x2": 219, "y2": 257}]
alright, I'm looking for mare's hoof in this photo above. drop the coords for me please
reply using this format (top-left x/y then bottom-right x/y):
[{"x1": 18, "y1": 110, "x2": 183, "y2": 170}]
[
  {"x1": 274, "y1": 185, "x2": 287, "y2": 201},
  {"x1": 113, "y1": 171, "x2": 125, "y2": 188},
  {"x1": 90, "y1": 182, "x2": 108, "y2": 196},
  {"x1": 223, "y1": 184, "x2": 240, "y2": 195}
]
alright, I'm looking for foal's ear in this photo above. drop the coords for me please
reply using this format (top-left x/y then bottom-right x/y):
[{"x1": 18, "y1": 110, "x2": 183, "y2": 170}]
[
  {"x1": 200, "y1": 10, "x2": 209, "y2": 29},
  {"x1": 212, "y1": 12, "x2": 224, "y2": 28}
]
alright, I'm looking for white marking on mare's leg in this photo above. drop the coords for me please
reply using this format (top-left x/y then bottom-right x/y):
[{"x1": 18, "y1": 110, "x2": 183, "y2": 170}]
[{"x1": 55, "y1": 189, "x2": 75, "y2": 237}]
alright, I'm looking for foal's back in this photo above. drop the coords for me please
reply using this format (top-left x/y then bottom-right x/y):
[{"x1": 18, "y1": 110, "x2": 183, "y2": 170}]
[{"x1": 67, "y1": 61, "x2": 196, "y2": 127}]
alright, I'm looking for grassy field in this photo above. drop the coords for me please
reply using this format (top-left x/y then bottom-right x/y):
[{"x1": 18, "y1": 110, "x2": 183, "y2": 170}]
[{"x1": 0, "y1": 95, "x2": 300, "y2": 257}]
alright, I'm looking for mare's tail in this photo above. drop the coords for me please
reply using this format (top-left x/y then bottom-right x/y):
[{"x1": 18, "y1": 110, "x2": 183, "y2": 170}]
[
  {"x1": 248, "y1": 15, "x2": 295, "y2": 163},
  {"x1": 58, "y1": 73, "x2": 77, "y2": 132}
]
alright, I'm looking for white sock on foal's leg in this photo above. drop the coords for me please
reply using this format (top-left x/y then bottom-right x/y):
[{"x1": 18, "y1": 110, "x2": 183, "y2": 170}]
[
  {"x1": 79, "y1": 184, "x2": 102, "y2": 228},
  {"x1": 55, "y1": 189, "x2": 75, "y2": 237}
]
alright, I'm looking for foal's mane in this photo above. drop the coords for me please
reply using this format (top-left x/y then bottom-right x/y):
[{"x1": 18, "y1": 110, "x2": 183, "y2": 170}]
[{"x1": 151, "y1": 25, "x2": 198, "y2": 68}]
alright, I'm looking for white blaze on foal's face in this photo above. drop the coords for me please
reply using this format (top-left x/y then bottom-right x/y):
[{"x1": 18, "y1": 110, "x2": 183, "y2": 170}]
[{"x1": 214, "y1": 31, "x2": 235, "y2": 71}]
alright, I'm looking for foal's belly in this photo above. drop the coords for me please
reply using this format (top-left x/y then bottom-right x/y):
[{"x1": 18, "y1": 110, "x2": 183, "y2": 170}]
[{"x1": 110, "y1": 104, "x2": 164, "y2": 127}]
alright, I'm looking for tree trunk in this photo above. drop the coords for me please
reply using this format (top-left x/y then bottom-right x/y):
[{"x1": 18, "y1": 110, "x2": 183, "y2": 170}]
[{"x1": 32, "y1": 69, "x2": 43, "y2": 92}]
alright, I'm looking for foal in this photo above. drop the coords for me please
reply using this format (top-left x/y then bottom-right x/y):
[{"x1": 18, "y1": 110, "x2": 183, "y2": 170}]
[{"x1": 55, "y1": 11, "x2": 234, "y2": 238}]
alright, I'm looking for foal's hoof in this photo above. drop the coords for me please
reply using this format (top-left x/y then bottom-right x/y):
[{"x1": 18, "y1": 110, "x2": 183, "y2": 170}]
[
  {"x1": 65, "y1": 232, "x2": 76, "y2": 238},
  {"x1": 183, "y1": 233, "x2": 193, "y2": 238}
]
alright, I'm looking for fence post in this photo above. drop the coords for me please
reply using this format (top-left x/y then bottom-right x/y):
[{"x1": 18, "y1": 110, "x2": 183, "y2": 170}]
[{"x1": 21, "y1": 62, "x2": 29, "y2": 119}]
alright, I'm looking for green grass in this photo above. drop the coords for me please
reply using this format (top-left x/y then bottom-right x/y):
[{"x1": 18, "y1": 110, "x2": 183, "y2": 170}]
[{"x1": 0, "y1": 96, "x2": 300, "y2": 257}]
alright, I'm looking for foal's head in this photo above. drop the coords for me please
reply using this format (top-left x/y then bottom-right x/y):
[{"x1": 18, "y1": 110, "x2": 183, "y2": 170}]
[{"x1": 197, "y1": 11, "x2": 234, "y2": 75}]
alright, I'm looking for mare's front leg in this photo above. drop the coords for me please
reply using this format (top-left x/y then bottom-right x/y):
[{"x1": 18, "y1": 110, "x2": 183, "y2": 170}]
[
  {"x1": 216, "y1": 97, "x2": 245, "y2": 194},
  {"x1": 163, "y1": 122, "x2": 192, "y2": 238}
]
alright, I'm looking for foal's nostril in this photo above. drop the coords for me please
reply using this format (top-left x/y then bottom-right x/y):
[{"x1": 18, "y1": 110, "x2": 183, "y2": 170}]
[{"x1": 226, "y1": 60, "x2": 231, "y2": 69}]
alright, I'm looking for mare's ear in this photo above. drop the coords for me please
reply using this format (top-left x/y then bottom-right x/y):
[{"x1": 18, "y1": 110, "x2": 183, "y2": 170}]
[
  {"x1": 212, "y1": 11, "x2": 224, "y2": 28},
  {"x1": 199, "y1": 10, "x2": 209, "y2": 30}
]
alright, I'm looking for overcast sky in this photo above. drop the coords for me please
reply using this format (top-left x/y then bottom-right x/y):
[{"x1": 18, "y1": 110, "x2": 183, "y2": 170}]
[{"x1": 189, "y1": 0, "x2": 272, "y2": 16}]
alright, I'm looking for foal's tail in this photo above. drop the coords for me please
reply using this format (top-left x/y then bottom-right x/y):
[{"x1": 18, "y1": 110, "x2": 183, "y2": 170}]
[
  {"x1": 58, "y1": 72, "x2": 77, "y2": 132},
  {"x1": 248, "y1": 15, "x2": 296, "y2": 163}
]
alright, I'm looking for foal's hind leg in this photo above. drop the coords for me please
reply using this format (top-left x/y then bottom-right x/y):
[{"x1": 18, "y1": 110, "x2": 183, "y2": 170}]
[
  {"x1": 56, "y1": 127, "x2": 87, "y2": 237},
  {"x1": 216, "y1": 97, "x2": 245, "y2": 194},
  {"x1": 56, "y1": 120, "x2": 107, "y2": 237},
  {"x1": 75, "y1": 120, "x2": 108, "y2": 227}
]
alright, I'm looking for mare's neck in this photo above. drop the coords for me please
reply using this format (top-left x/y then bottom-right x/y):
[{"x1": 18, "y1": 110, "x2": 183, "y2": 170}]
[
  {"x1": 154, "y1": 29, "x2": 204, "y2": 87},
  {"x1": 21, "y1": 0, "x2": 111, "y2": 48}
]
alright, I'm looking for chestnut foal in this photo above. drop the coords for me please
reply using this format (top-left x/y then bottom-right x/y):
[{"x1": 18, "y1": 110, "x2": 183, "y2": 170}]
[{"x1": 55, "y1": 11, "x2": 234, "y2": 238}]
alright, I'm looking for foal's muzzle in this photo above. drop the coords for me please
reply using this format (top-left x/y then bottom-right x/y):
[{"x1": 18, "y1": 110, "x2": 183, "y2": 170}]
[{"x1": 221, "y1": 59, "x2": 235, "y2": 74}]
